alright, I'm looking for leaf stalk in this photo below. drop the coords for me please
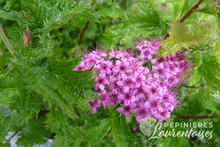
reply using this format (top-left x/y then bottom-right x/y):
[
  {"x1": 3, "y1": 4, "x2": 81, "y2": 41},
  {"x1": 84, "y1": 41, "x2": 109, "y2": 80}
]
[{"x1": 0, "y1": 26, "x2": 14, "y2": 56}]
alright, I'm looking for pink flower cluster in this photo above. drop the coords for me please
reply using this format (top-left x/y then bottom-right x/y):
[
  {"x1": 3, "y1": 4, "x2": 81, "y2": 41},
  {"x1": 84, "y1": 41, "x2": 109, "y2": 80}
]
[{"x1": 74, "y1": 41, "x2": 190, "y2": 122}]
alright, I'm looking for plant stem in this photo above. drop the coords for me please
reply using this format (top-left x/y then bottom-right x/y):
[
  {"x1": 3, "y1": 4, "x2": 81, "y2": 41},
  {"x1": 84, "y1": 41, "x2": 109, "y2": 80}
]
[
  {"x1": 7, "y1": 108, "x2": 50, "y2": 141},
  {"x1": 8, "y1": 128, "x2": 21, "y2": 141},
  {"x1": 78, "y1": 21, "x2": 90, "y2": 44},
  {"x1": 181, "y1": 76, "x2": 206, "y2": 88},
  {"x1": 165, "y1": 0, "x2": 204, "y2": 38},
  {"x1": 178, "y1": 115, "x2": 214, "y2": 119},
  {"x1": 78, "y1": 0, "x2": 96, "y2": 44},
  {"x1": 180, "y1": 0, "x2": 204, "y2": 23},
  {"x1": 0, "y1": 26, "x2": 14, "y2": 56}
]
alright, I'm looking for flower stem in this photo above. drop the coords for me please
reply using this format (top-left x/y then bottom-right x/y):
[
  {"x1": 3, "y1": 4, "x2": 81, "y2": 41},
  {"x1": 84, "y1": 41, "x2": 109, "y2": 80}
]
[{"x1": 0, "y1": 26, "x2": 14, "y2": 56}]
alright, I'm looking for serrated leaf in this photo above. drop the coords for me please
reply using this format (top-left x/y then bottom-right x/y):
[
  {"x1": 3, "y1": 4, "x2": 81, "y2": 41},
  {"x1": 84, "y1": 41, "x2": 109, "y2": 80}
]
[
  {"x1": 40, "y1": 1, "x2": 95, "y2": 40},
  {"x1": 0, "y1": 73, "x2": 15, "y2": 90},
  {"x1": 102, "y1": 3, "x2": 167, "y2": 47},
  {"x1": 0, "y1": 108, "x2": 10, "y2": 141},
  {"x1": 50, "y1": 57, "x2": 95, "y2": 90},
  {"x1": 111, "y1": 112, "x2": 137, "y2": 147},
  {"x1": 158, "y1": 20, "x2": 219, "y2": 57},
  {"x1": 197, "y1": 55, "x2": 220, "y2": 92},
  {"x1": 16, "y1": 118, "x2": 51, "y2": 146},
  {"x1": 83, "y1": 118, "x2": 111, "y2": 145},
  {"x1": 13, "y1": 62, "x2": 80, "y2": 120},
  {"x1": 0, "y1": 49, "x2": 11, "y2": 68},
  {"x1": 45, "y1": 110, "x2": 82, "y2": 147},
  {"x1": 0, "y1": 88, "x2": 18, "y2": 106},
  {"x1": 96, "y1": 1, "x2": 123, "y2": 20}
]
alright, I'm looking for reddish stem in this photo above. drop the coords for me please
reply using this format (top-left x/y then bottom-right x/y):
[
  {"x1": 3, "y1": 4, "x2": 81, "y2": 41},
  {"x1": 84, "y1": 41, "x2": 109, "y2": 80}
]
[
  {"x1": 78, "y1": 0, "x2": 96, "y2": 44},
  {"x1": 178, "y1": 115, "x2": 215, "y2": 119},
  {"x1": 165, "y1": 0, "x2": 204, "y2": 38},
  {"x1": 78, "y1": 21, "x2": 90, "y2": 44},
  {"x1": 180, "y1": 0, "x2": 204, "y2": 23}
]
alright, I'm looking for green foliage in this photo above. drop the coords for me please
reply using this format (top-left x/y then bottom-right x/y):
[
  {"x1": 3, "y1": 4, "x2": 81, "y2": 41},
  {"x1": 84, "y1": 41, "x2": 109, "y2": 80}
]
[
  {"x1": 0, "y1": 108, "x2": 10, "y2": 142},
  {"x1": 157, "y1": 20, "x2": 219, "y2": 57},
  {"x1": 111, "y1": 112, "x2": 137, "y2": 147},
  {"x1": 102, "y1": 1, "x2": 167, "y2": 47},
  {"x1": 211, "y1": 91, "x2": 220, "y2": 103},
  {"x1": 82, "y1": 118, "x2": 111, "y2": 146},
  {"x1": 0, "y1": 0, "x2": 220, "y2": 146},
  {"x1": 16, "y1": 118, "x2": 51, "y2": 146}
]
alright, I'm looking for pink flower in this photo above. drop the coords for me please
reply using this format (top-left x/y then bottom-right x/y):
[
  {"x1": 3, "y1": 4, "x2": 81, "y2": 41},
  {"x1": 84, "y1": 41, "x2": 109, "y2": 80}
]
[
  {"x1": 135, "y1": 106, "x2": 151, "y2": 123},
  {"x1": 116, "y1": 105, "x2": 134, "y2": 115},
  {"x1": 88, "y1": 100, "x2": 100, "y2": 113},
  {"x1": 98, "y1": 90, "x2": 108, "y2": 108},
  {"x1": 74, "y1": 40, "x2": 191, "y2": 123},
  {"x1": 140, "y1": 49, "x2": 156, "y2": 60},
  {"x1": 149, "y1": 41, "x2": 161, "y2": 50},
  {"x1": 95, "y1": 74, "x2": 108, "y2": 91},
  {"x1": 158, "y1": 110, "x2": 171, "y2": 122},
  {"x1": 136, "y1": 41, "x2": 151, "y2": 51},
  {"x1": 112, "y1": 60, "x2": 130, "y2": 74},
  {"x1": 96, "y1": 60, "x2": 112, "y2": 74},
  {"x1": 106, "y1": 93, "x2": 122, "y2": 106},
  {"x1": 119, "y1": 92, "x2": 136, "y2": 105}
]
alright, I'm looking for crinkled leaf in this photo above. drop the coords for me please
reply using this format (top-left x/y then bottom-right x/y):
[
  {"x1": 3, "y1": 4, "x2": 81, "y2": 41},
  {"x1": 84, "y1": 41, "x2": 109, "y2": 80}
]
[{"x1": 158, "y1": 20, "x2": 219, "y2": 57}]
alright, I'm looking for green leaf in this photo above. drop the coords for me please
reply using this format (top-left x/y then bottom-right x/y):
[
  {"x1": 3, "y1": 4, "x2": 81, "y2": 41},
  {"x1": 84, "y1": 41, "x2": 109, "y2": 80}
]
[
  {"x1": 83, "y1": 118, "x2": 111, "y2": 145},
  {"x1": 0, "y1": 108, "x2": 10, "y2": 141},
  {"x1": 210, "y1": 91, "x2": 220, "y2": 103},
  {"x1": 197, "y1": 55, "x2": 220, "y2": 92},
  {"x1": 158, "y1": 20, "x2": 219, "y2": 57},
  {"x1": 102, "y1": 3, "x2": 167, "y2": 47},
  {"x1": 111, "y1": 112, "x2": 137, "y2": 147},
  {"x1": 50, "y1": 57, "x2": 95, "y2": 90},
  {"x1": 0, "y1": 72, "x2": 15, "y2": 90},
  {"x1": 0, "y1": 10, "x2": 16, "y2": 21},
  {"x1": 16, "y1": 118, "x2": 51, "y2": 146},
  {"x1": 13, "y1": 62, "x2": 80, "y2": 120},
  {"x1": 40, "y1": 1, "x2": 95, "y2": 41},
  {"x1": 0, "y1": 50, "x2": 11, "y2": 68},
  {"x1": 45, "y1": 109, "x2": 83, "y2": 147},
  {"x1": 96, "y1": 0, "x2": 123, "y2": 20},
  {"x1": 3, "y1": 0, "x2": 16, "y2": 11},
  {"x1": 0, "y1": 88, "x2": 18, "y2": 106},
  {"x1": 158, "y1": 136, "x2": 189, "y2": 147},
  {"x1": 0, "y1": 142, "x2": 10, "y2": 147}
]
